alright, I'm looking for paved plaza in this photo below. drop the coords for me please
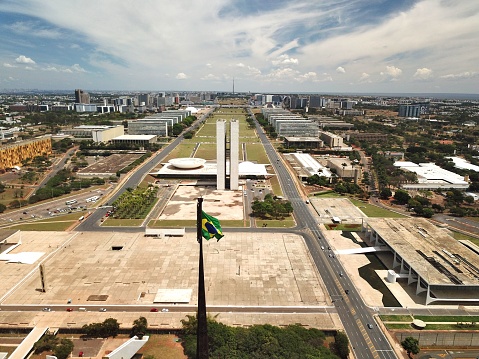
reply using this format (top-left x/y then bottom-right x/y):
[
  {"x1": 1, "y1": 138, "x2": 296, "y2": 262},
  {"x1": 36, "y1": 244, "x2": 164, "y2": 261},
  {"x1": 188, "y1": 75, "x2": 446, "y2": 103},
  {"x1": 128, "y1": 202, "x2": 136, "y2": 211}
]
[{"x1": 0, "y1": 229, "x2": 339, "y2": 330}]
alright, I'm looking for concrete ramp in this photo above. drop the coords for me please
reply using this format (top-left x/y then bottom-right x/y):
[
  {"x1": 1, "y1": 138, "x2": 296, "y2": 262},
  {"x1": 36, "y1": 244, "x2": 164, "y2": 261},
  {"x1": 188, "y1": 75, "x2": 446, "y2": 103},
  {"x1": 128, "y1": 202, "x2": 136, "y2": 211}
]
[
  {"x1": 9, "y1": 327, "x2": 49, "y2": 359},
  {"x1": 104, "y1": 335, "x2": 149, "y2": 359},
  {"x1": 335, "y1": 246, "x2": 389, "y2": 255}
]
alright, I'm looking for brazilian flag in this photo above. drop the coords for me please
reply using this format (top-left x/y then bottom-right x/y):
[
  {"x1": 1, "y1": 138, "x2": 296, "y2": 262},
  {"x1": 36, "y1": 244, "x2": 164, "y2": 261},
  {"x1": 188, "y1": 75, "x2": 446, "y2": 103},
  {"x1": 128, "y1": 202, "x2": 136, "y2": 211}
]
[{"x1": 201, "y1": 211, "x2": 224, "y2": 241}]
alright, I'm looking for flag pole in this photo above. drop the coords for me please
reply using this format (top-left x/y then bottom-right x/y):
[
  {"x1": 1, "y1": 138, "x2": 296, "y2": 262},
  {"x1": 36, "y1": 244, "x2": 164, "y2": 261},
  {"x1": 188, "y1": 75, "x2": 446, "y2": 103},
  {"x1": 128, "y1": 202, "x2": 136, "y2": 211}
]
[{"x1": 196, "y1": 197, "x2": 208, "y2": 359}]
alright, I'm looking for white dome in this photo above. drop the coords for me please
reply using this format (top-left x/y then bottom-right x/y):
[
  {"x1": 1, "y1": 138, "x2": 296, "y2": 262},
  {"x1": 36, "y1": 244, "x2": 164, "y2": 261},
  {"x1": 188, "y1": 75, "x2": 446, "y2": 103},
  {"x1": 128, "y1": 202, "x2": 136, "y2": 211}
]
[
  {"x1": 169, "y1": 158, "x2": 206, "y2": 169},
  {"x1": 185, "y1": 106, "x2": 198, "y2": 113}
]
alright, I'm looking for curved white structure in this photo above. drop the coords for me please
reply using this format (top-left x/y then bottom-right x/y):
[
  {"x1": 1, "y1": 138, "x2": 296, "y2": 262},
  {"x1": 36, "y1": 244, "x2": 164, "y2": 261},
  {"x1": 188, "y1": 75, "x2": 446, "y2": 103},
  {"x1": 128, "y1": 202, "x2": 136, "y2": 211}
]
[{"x1": 169, "y1": 158, "x2": 206, "y2": 169}]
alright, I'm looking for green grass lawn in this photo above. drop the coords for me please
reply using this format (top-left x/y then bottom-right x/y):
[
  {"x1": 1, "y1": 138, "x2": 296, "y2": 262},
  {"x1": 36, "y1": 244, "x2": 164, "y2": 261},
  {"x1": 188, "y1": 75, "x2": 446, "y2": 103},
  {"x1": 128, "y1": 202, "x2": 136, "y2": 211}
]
[
  {"x1": 269, "y1": 176, "x2": 283, "y2": 196},
  {"x1": 379, "y1": 315, "x2": 413, "y2": 322},
  {"x1": 349, "y1": 198, "x2": 407, "y2": 218},
  {"x1": 163, "y1": 143, "x2": 197, "y2": 162},
  {"x1": 414, "y1": 315, "x2": 479, "y2": 322},
  {"x1": 312, "y1": 190, "x2": 341, "y2": 197},
  {"x1": 1, "y1": 211, "x2": 85, "y2": 231},
  {"x1": 452, "y1": 231, "x2": 479, "y2": 246},
  {"x1": 194, "y1": 143, "x2": 219, "y2": 160},
  {"x1": 246, "y1": 143, "x2": 270, "y2": 163},
  {"x1": 255, "y1": 217, "x2": 296, "y2": 228},
  {"x1": 138, "y1": 334, "x2": 186, "y2": 359},
  {"x1": 2, "y1": 220, "x2": 77, "y2": 231}
]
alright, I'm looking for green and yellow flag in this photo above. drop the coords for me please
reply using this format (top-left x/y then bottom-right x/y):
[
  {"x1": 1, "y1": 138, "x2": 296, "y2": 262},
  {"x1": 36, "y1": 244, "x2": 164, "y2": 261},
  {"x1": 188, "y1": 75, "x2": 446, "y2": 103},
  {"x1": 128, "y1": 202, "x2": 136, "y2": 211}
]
[{"x1": 201, "y1": 211, "x2": 224, "y2": 241}]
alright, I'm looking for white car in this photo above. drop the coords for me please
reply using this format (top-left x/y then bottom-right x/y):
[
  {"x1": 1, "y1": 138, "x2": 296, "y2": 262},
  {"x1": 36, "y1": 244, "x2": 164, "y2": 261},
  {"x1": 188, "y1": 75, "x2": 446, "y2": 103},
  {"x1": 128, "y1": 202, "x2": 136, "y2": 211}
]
[
  {"x1": 161, "y1": 308, "x2": 169, "y2": 312},
  {"x1": 42, "y1": 307, "x2": 51, "y2": 312}
]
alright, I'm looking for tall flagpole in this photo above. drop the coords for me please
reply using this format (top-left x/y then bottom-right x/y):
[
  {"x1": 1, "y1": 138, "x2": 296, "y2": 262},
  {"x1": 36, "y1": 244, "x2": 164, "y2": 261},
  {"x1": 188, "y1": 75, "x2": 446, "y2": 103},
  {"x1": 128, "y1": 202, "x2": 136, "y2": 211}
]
[{"x1": 196, "y1": 197, "x2": 208, "y2": 359}]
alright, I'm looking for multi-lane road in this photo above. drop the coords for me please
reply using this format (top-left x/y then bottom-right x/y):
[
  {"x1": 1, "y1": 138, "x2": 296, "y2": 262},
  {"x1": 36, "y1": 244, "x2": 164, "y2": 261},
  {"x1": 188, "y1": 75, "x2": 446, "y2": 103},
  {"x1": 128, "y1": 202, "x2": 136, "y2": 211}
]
[{"x1": 248, "y1": 109, "x2": 396, "y2": 359}]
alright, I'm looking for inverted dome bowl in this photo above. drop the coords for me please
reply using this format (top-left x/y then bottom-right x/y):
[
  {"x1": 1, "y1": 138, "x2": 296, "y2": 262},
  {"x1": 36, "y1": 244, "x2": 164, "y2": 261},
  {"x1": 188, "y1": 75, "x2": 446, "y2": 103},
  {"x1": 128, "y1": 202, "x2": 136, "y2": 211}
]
[{"x1": 168, "y1": 158, "x2": 206, "y2": 169}]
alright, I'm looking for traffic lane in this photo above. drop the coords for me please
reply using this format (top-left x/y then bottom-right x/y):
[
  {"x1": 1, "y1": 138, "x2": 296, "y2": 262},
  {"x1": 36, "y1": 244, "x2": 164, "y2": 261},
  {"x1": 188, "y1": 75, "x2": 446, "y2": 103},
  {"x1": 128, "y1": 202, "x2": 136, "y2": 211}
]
[
  {"x1": 0, "y1": 189, "x2": 108, "y2": 224},
  {"x1": 0, "y1": 304, "x2": 335, "y2": 314}
]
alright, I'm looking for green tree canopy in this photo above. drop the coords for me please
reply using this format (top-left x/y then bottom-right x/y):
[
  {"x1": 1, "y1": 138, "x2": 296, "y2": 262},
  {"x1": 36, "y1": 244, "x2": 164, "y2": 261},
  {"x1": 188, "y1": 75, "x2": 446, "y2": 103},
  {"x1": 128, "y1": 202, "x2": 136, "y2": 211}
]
[{"x1": 401, "y1": 336, "x2": 420, "y2": 357}]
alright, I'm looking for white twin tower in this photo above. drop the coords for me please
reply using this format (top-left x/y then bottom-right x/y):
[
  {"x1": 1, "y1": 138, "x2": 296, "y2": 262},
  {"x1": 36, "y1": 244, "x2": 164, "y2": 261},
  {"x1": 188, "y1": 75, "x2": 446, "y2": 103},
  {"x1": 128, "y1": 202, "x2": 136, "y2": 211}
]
[{"x1": 216, "y1": 119, "x2": 239, "y2": 191}]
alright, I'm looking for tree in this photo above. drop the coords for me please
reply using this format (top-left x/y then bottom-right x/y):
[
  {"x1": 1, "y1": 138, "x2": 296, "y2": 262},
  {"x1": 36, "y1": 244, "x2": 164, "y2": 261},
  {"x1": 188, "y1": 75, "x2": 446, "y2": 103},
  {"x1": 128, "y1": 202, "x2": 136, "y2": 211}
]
[
  {"x1": 131, "y1": 316, "x2": 148, "y2": 338},
  {"x1": 54, "y1": 338, "x2": 74, "y2": 359},
  {"x1": 0, "y1": 203, "x2": 6, "y2": 213},
  {"x1": 172, "y1": 123, "x2": 184, "y2": 136},
  {"x1": 394, "y1": 189, "x2": 411, "y2": 205},
  {"x1": 332, "y1": 331, "x2": 349, "y2": 359},
  {"x1": 379, "y1": 188, "x2": 392, "y2": 200},
  {"x1": 401, "y1": 336, "x2": 420, "y2": 357}
]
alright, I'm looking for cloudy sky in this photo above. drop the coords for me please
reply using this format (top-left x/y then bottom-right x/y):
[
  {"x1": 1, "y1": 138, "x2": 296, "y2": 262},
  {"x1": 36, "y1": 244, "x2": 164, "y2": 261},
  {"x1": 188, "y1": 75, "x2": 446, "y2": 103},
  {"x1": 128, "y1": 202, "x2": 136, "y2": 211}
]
[{"x1": 1, "y1": 0, "x2": 478, "y2": 94}]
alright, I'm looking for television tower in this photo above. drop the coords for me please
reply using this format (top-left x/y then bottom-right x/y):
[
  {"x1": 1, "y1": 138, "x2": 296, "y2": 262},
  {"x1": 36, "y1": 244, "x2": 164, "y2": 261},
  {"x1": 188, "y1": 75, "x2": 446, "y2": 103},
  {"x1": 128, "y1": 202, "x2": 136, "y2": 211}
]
[{"x1": 232, "y1": 77, "x2": 235, "y2": 94}]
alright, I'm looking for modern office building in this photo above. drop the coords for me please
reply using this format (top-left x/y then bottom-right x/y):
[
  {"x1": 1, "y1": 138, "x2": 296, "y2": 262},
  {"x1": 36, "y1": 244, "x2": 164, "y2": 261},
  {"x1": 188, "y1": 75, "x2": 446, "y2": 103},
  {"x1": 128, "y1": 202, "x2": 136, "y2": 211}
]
[
  {"x1": 398, "y1": 103, "x2": 429, "y2": 118},
  {"x1": 128, "y1": 119, "x2": 169, "y2": 137},
  {"x1": 61, "y1": 125, "x2": 124, "y2": 142},
  {"x1": 275, "y1": 120, "x2": 320, "y2": 137},
  {"x1": 216, "y1": 119, "x2": 239, "y2": 190},
  {"x1": 75, "y1": 89, "x2": 90, "y2": 104},
  {"x1": 320, "y1": 131, "x2": 344, "y2": 148}
]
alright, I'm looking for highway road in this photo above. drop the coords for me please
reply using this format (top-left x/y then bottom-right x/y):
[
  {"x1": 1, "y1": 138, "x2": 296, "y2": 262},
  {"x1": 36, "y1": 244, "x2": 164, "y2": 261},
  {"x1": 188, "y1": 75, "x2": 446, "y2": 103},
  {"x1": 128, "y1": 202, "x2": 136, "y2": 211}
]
[{"x1": 248, "y1": 108, "x2": 396, "y2": 359}]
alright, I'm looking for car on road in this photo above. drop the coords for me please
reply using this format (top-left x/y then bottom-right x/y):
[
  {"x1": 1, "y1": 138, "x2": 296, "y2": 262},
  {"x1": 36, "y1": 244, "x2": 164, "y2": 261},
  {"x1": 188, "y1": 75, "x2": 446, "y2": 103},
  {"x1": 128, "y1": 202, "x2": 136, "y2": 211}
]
[
  {"x1": 161, "y1": 308, "x2": 169, "y2": 312},
  {"x1": 367, "y1": 323, "x2": 373, "y2": 329},
  {"x1": 150, "y1": 308, "x2": 158, "y2": 312},
  {"x1": 99, "y1": 308, "x2": 107, "y2": 312},
  {"x1": 66, "y1": 308, "x2": 73, "y2": 312},
  {"x1": 345, "y1": 289, "x2": 349, "y2": 295},
  {"x1": 42, "y1": 307, "x2": 51, "y2": 312}
]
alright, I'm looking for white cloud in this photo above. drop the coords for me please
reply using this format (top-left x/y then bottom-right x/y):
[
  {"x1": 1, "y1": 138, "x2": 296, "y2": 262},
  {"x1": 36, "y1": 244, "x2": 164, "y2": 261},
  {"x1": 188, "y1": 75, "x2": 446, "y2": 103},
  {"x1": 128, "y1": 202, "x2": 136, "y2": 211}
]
[
  {"x1": 413, "y1": 68, "x2": 433, "y2": 80},
  {"x1": 336, "y1": 66, "x2": 346, "y2": 74},
  {"x1": 43, "y1": 66, "x2": 58, "y2": 72},
  {"x1": 380, "y1": 66, "x2": 402, "y2": 79},
  {"x1": 201, "y1": 73, "x2": 220, "y2": 81},
  {"x1": 15, "y1": 55, "x2": 35, "y2": 64},
  {"x1": 176, "y1": 72, "x2": 188, "y2": 79},
  {"x1": 8, "y1": 21, "x2": 61, "y2": 38},
  {"x1": 440, "y1": 71, "x2": 479, "y2": 80},
  {"x1": 272, "y1": 54, "x2": 299, "y2": 66},
  {"x1": 205, "y1": 63, "x2": 212, "y2": 68},
  {"x1": 25, "y1": 66, "x2": 34, "y2": 70},
  {"x1": 359, "y1": 72, "x2": 370, "y2": 82},
  {"x1": 3, "y1": 63, "x2": 17, "y2": 68},
  {"x1": 297, "y1": 71, "x2": 320, "y2": 82},
  {"x1": 71, "y1": 64, "x2": 86, "y2": 72}
]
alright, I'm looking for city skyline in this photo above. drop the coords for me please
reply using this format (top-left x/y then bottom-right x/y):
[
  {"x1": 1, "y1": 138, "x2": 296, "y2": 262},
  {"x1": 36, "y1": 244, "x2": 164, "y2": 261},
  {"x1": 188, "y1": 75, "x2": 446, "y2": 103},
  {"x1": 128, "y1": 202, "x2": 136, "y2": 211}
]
[{"x1": 1, "y1": 0, "x2": 478, "y2": 94}]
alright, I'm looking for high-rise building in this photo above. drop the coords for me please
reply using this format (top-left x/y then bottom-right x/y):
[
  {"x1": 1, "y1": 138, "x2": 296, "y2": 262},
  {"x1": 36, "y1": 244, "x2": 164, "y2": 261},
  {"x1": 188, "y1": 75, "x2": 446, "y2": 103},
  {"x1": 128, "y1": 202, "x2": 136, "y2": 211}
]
[
  {"x1": 398, "y1": 103, "x2": 429, "y2": 118},
  {"x1": 216, "y1": 120, "x2": 226, "y2": 190},
  {"x1": 74, "y1": 89, "x2": 90, "y2": 104},
  {"x1": 216, "y1": 119, "x2": 239, "y2": 190},
  {"x1": 229, "y1": 120, "x2": 239, "y2": 190}
]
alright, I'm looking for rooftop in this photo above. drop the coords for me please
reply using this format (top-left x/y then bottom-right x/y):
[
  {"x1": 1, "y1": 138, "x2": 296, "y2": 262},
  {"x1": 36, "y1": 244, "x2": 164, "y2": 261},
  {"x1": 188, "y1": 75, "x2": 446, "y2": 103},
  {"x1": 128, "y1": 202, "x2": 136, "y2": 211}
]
[{"x1": 366, "y1": 218, "x2": 479, "y2": 286}]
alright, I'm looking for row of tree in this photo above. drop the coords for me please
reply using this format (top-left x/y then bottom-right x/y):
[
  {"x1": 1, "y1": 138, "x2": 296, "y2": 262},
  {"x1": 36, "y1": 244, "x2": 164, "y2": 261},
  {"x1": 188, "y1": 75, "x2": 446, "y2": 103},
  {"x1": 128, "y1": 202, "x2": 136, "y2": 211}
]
[{"x1": 180, "y1": 315, "x2": 347, "y2": 359}]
